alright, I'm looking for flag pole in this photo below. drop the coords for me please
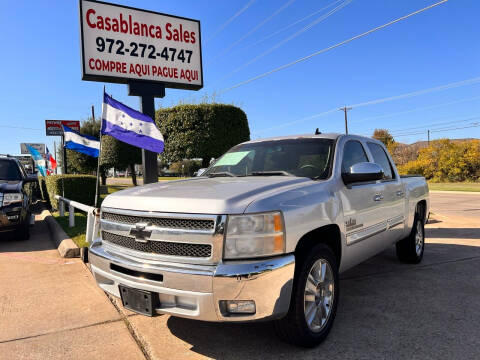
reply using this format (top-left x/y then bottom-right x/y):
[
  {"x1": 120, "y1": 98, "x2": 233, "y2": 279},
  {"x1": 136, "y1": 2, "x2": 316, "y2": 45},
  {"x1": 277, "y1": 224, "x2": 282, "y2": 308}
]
[{"x1": 94, "y1": 94, "x2": 102, "y2": 208}]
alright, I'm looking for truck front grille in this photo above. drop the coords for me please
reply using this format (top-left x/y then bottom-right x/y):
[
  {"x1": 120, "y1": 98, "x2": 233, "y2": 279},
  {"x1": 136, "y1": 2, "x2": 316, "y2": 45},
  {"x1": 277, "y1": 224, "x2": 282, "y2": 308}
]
[
  {"x1": 102, "y1": 231, "x2": 212, "y2": 258},
  {"x1": 102, "y1": 212, "x2": 214, "y2": 231}
]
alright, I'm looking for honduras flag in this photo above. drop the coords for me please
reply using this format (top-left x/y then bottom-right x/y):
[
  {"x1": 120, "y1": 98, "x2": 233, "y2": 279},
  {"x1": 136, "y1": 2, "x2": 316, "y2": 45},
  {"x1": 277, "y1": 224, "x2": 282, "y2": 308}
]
[
  {"x1": 101, "y1": 93, "x2": 164, "y2": 154},
  {"x1": 63, "y1": 125, "x2": 100, "y2": 158},
  {"x1": 26, "y1": 145, "x2": 47, "y2": 177}
]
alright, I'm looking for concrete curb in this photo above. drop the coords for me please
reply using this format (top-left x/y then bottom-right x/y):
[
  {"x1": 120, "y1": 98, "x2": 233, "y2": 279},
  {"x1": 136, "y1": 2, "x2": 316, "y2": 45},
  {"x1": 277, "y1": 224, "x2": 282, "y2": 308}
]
[
  {"x1": 430, "y1": 190, "x2": 480, "y2": 195},
  {"x1": 39, "y1": 209, "x2": 80, "y2": 258}
]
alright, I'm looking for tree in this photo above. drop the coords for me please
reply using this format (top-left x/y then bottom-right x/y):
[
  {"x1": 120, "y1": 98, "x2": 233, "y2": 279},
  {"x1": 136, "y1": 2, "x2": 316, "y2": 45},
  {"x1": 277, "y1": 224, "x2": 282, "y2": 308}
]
[
  {"x1": 66, "y1": 117, "x2": 101, "y2": 175},
  {"x1": 100, "y1": 135, "x2": 142, "y2": 185},
  {"x1": 397, "y1": 139, "x2": 480, "y2": 182},
  {"x1": 156, "y1": 104, "x2": 250, "y2": 167},
  {"x1": 372, "y1": 129, "x2": 395, "y2": 147}
]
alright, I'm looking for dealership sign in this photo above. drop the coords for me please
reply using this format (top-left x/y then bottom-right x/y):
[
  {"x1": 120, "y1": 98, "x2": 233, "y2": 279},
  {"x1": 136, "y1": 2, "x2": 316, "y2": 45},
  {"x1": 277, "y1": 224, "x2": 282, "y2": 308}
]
[
  {"x1": 21, "y1": 143, "x2": 45, "y2": 154},
  {"x1": 79, "y1": 0, "x2": 203, "y2": 90},
  {"x1": 45, "y1": 120, "x2": 81, "y2": 136}
]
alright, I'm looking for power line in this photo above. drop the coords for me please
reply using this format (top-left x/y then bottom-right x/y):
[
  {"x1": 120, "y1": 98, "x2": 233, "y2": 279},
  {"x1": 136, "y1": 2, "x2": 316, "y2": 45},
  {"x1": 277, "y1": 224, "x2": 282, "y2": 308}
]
[
  {"x1": 389, "y1": 116, "x2": 480, "y2": 135},
  {"x1": 219, "y1": 0, "x2": 448, "y2": 94},
  {"x1": 205, "y1": 0, "x2": 257, "y2": 44},
  {"x1": 0, "y1": 125, "x2": 42, "y2": 131},
  {"x1": 207, "y1": 0, "x2": 297, "y2": 65},
  {"x1": 215, "y1": 0, "x2": 353, "y2": 84},
  {"x1": 351, "y1": 95, "x2": 480, "y2": 127},
  {"x1": 253, "y1": 75, "x2": 480, "y2": 134},
  {"x1": 393, "y1": 123, "x2": 480, "y2": 138},
  {"x1": 348, "y1": 77, "x2": 480, "y2": 108},
  {"x1": 239, "y1": 0, "x2": 344, "y2": 52}
]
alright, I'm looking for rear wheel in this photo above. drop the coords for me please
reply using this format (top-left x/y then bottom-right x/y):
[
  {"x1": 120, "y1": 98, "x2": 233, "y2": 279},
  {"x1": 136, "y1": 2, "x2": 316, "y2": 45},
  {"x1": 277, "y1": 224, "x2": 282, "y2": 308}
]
[
  {"x1": 396, "y1": 210, "x2": 424, "y2": 264},
  {"x1": 274, "y1": 243, "x2": 339, "y2": 347}
]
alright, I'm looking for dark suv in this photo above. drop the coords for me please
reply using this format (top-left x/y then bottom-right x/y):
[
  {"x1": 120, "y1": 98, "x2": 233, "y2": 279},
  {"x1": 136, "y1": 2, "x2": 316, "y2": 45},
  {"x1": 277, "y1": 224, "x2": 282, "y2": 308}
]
[{"x1": 0, "y1": 157, "x2": 37, "y2": 240}]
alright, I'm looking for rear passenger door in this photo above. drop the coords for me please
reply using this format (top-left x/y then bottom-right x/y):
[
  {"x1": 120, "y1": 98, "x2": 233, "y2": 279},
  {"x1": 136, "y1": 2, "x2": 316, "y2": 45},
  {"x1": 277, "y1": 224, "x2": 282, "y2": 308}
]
[
  {"x1": 339, "y1": 140, "x2": 389, "y2": 259},
  {"x1": 366, "y1": 142, "x2": 405, "y2": 243}
]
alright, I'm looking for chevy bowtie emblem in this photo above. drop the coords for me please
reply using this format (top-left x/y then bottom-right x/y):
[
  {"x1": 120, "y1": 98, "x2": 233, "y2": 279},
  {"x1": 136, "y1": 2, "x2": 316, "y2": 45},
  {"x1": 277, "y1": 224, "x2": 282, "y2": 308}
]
[{"x1": 129, "y1": 223, "x2": 152, "y2": 243}]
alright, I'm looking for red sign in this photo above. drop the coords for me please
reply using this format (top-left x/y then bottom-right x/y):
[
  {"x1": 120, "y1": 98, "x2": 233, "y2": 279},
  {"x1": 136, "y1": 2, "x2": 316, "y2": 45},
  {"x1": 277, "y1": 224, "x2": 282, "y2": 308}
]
[{"x1": 45, "y1": 120, "x2": 81, "y2": 136}]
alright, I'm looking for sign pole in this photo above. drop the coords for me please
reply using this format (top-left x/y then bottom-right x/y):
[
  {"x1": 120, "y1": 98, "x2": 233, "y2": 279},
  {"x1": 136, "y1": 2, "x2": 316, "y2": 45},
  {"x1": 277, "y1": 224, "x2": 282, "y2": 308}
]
[
  {"x1": 62, "y1": 133, "x2": 67, "y2": 175},
  {"x1": 128, "y1": 82, "x2": 165, "y2": 185}
]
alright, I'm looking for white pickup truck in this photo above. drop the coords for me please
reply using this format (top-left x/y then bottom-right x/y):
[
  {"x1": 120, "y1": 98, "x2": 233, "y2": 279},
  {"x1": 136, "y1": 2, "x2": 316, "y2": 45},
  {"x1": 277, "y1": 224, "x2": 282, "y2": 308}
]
[{"x1": 89, "y1": 133, "x2": 429, "y2": 347}]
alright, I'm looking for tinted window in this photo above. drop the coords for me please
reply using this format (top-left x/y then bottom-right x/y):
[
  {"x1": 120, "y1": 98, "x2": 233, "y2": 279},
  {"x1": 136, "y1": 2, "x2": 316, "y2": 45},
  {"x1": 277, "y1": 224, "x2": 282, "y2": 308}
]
[
  {"x1": 0, "y1": 160, "x2": 22, "y2": 181},
  {"x1": 341, "y1": 141, "x2": 368, "y2": 173},
  {"x1": 205, "y1": 139, "x2": 334, "y2": 179},
  {"x1": 367, "y1": 142, "x2": 394, "y2": 180}
]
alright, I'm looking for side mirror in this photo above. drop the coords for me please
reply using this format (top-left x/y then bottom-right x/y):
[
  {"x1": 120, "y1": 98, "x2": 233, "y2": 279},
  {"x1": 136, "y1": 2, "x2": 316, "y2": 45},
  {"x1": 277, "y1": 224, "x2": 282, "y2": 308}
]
[
  {"x1": 342, "y1": 162, "x2": 383, "y2": 184},
  {"x1": 24, "y1": 174, "x2": 38, "y2": 183}
]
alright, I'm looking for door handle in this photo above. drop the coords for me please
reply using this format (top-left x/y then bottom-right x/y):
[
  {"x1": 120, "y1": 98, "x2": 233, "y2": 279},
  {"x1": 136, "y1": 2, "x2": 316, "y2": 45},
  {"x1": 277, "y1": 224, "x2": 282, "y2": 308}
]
[
  {"x1": 374, "y1": 194, "x2": 383, "y2": 201},
  {"x1": 396, "y1": 191, "x2": 404, "y2": 197}
]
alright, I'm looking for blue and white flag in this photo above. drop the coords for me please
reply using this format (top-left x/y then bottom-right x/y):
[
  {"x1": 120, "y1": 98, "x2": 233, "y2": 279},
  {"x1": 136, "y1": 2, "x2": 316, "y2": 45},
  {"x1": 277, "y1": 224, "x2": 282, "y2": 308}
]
[
  {"x1": 63, "y1": 125, "x2": 100, "y2": 158},
  {"x1": 101, "y1": 92, "x2": 164, "y2": 154},
  {"x1": 27, "y1": 145, "x2": 47, "y2": 177}
]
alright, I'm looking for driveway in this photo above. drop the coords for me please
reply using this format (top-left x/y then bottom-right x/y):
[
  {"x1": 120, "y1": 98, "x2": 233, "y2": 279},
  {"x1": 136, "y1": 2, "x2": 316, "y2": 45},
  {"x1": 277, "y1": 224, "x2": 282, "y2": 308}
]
[
  {"x1": 0, "y1": 209, "x2": 145, "y2": 360},
  {"x1": 429, "y1": 191, "x2": 480, "y2": 221}
]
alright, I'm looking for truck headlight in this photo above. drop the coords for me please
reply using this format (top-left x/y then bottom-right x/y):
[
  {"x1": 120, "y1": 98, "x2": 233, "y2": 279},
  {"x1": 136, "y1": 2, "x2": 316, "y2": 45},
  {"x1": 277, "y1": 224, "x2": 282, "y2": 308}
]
[
  {"x1": 224, "y1": 212, "x2": 285, "y2": 259},
  {"x1": 3, "y1": 193, "x2": 23, "y2": 206}
]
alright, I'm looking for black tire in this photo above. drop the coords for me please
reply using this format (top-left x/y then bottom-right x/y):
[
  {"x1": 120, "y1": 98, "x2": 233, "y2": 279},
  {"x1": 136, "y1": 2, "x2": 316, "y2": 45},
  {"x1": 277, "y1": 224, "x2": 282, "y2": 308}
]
[
  {"x1": 15, "y1": 221, "x2": 30, "y2": 240},
  {"x1": 396, "y1": 211, "x2": 424, "y2": 264},
  {"x1": 274, "y1": 243, "x2": 339, "y2": 347}
]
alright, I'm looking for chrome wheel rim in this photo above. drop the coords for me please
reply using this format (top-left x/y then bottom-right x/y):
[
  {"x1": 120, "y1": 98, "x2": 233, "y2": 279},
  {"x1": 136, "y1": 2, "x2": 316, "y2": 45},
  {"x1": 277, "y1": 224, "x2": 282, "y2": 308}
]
[
  {"x1": 304, "y1": 259, "x2": 334, "y2": 333},
  {"x1": 415, "y1": 221, "x2": 424, "y2": 256}
]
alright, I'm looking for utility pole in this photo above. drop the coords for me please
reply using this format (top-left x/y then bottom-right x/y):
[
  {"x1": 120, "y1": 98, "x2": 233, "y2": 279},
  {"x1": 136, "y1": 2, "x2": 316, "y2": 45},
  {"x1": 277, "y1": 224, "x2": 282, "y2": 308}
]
[
  {"x1": 427, "y1": 130, "x2": 430, "y2": 145},
  {"x1": 339, "y1": 106, "x2": 352, "y2": 134}
]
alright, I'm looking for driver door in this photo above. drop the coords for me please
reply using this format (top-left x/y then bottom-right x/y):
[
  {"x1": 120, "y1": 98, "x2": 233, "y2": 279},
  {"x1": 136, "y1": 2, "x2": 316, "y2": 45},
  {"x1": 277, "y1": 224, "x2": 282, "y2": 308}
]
[{"x1": 338, "y1": 140, "x2": 389, "y2": 262}]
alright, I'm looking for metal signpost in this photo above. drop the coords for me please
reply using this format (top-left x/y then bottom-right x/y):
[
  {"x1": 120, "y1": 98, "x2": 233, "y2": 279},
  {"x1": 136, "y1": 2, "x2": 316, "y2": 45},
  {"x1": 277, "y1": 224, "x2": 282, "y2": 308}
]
[
  {"x1": 79, "y1": 0, "x2": 203, "y2": 184},
  {"x1": 45, "y1": 120, "x2": 81, "y2": 174}
]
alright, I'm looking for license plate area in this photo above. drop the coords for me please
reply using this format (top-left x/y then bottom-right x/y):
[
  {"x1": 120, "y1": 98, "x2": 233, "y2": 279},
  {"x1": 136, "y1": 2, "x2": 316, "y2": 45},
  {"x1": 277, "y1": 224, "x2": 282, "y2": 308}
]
[{"x1": 119, "y1": 285, "x2": 157, "y2": 316}]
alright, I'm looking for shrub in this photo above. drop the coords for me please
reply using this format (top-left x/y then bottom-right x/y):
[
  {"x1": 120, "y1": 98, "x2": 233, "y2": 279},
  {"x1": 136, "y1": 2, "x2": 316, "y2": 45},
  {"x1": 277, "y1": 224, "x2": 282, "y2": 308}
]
[
  {"x1": 169, "y1": 159, "x2": 202, "y2": 176},
  {"x1": 156, "y1": 104, "x2": 250, "y2": 167},
  {"x1": 45, "y1": 175, "x2": 97, "y2": 210}
]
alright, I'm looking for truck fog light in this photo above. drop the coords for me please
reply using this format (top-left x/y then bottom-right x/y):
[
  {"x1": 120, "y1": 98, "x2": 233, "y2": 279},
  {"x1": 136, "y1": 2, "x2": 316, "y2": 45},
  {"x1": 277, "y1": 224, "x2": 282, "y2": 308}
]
[{"x1": 224, "y1": 300, "x2": 256, "y2": 314}]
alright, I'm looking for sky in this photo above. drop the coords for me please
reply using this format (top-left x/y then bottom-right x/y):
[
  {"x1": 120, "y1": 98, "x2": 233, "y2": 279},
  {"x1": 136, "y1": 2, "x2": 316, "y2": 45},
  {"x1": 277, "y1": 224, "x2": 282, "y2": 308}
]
[{"x1": 1, "y1": 0, "x2": 479, "y2": 156}]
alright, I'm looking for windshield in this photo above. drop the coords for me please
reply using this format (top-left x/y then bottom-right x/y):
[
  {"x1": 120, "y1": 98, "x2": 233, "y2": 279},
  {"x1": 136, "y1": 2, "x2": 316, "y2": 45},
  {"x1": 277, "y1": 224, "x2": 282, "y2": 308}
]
[
  {"x1": 0, "y1": 159, "x2": 22, "y2": 181},
  {"x1": 204, "y1": 138, "x2": 334, "y2": 179}
]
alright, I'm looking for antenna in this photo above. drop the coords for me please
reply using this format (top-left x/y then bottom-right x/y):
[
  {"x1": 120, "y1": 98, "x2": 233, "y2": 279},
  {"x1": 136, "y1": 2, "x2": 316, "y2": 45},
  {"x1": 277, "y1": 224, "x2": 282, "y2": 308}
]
[{"x1": 315, "y1": 128, "x2": 321, "y2": 135}]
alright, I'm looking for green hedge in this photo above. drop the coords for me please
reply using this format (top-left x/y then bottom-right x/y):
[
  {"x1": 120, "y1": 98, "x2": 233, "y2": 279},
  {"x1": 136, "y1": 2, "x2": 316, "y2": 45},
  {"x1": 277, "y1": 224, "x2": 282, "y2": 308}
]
[
  {"x1": 156, "y1": 104, "x2": 250, "y2": 167},
  {"x1": 45, "y1": 175, "x2": 97, "y2": 209}
]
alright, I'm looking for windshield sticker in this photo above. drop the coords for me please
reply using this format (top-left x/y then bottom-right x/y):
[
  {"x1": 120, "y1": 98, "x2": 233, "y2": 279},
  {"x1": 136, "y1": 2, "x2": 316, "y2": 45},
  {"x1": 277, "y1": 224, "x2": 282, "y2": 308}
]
[{"x1": 214, "y1": 151, "x2": 251, "y2": 166}]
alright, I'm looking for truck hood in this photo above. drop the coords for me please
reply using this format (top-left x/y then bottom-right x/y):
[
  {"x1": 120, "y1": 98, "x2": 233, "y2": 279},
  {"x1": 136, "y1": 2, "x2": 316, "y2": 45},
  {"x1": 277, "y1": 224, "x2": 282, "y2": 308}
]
[{"x1": 102, "y1": 176, "x2": 312, "y2": 214}]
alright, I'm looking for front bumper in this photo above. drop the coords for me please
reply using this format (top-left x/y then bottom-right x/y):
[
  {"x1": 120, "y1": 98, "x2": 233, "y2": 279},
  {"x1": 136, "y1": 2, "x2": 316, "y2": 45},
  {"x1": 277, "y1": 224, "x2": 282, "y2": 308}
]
[
  {"x1": 89, "y1": 241, "x2": 295, "y2": 322},
  {"x1": 0, "y1": 204, "x2": 25, "y2": 232}
]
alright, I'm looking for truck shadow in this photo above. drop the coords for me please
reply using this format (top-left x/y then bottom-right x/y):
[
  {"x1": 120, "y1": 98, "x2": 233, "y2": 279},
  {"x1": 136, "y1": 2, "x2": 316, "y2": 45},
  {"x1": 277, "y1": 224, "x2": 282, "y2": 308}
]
[{"x1": 166, "y1": 243, "x2": 480, "y2": 359}]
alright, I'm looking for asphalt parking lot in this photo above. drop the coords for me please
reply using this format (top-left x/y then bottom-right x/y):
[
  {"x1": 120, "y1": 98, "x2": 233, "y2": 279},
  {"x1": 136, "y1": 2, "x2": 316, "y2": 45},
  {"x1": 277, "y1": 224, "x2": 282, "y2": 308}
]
[{"x1": 0, "y1": 192, "x2": 479, "y2": 359}]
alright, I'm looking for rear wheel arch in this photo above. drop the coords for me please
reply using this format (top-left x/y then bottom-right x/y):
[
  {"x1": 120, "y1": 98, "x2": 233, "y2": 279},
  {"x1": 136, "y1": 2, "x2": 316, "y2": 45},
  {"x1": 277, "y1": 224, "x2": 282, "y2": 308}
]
[{"x1": 416, "y1": 200, "x2": 427, "y2": 220}]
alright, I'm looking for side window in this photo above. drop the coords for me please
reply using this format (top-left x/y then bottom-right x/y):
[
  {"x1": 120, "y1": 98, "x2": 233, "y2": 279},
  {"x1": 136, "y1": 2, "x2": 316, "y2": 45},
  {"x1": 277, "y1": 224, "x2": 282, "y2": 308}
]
[
  {"x1": 367, "y1": 142, "x2": 395, "y2": 180},
  {"x1": 341, "y1": 140, "x2": 368, "y2": 173}
]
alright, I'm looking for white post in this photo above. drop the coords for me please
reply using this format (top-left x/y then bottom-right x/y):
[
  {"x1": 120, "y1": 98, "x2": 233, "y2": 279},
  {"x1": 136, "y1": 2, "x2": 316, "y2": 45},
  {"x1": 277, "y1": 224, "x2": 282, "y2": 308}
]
[
  {"x1": 69, "y1": 204, "x2": 74, "y2": 227},
  {"x1": 85, "y1": 211, "x2": 94, "y2": 244},
  {"x1": 59, "y1": 200, "x2": 65, "y2": 216}
]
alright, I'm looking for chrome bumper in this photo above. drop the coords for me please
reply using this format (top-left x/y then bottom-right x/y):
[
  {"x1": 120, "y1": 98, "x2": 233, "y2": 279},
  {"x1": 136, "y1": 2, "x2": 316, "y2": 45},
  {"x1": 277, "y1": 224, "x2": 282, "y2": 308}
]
[{"x1": 89, "y1": 241, "x2": 295, "y2": 322}]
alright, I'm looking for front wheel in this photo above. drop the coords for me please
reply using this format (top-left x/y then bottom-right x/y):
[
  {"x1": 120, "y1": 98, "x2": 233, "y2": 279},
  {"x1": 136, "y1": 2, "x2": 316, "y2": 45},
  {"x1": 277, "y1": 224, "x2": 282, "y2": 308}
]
[{"x1": 274, "y1": 243, "x2": 339, "y2": 347}]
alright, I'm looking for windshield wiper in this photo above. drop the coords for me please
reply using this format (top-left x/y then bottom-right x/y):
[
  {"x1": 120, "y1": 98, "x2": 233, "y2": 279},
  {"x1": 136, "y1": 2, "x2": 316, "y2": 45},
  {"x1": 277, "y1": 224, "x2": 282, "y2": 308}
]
[
  {"x1": 248, "y1": 171, "x2": 294, "y2": 177},
  {"x1": 207, "y1": 171, "x2": 236, "y2": 178}
]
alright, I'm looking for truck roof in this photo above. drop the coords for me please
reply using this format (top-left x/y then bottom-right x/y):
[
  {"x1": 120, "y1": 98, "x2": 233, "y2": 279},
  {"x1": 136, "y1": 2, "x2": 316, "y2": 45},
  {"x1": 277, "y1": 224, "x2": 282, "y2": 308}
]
[
  {"x1": 244, "y1": 133, "x2": 342, "y2": 145},
  {"x1": 242, "y1": 133, "x2": 385, "y2": 146}
]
